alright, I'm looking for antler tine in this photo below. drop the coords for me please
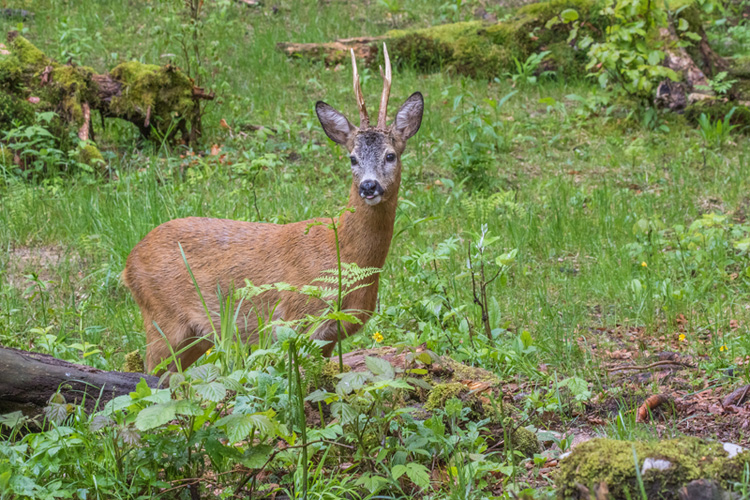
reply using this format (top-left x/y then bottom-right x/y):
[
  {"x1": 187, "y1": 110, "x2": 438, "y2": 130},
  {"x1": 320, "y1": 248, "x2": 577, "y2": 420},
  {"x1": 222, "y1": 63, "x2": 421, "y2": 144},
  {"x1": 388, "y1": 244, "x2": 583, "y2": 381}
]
[
  {"x1": 351, "y1": 49, "x2": 369, "y2": 129},
  {"x1": 377, "y1": 43, "x2": 392, "y2": 130}
]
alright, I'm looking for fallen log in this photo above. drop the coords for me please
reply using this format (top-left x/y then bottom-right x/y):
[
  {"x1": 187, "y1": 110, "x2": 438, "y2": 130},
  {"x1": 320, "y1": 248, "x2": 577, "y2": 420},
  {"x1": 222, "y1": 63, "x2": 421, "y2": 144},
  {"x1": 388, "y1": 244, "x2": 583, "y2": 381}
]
[
  {"x1": 276, "y1": 0, "x2": 750, "y2": 119},
  {"x1": 0, "y1": 346, "x2": 158, "y2": 417},
  {"x1": 0, "y1": 31, "x2": 214, "y2": 171},
  {"x1": 277, "y1": 36, "x2": 384, "y2": 66}
]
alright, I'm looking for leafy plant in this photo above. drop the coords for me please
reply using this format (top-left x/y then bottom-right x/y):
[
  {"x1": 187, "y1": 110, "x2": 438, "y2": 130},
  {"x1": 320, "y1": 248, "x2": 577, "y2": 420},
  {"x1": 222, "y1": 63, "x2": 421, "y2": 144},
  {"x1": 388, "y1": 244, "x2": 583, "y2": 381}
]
[
  {"x1": 696, "y1": 71, "x2": 738, "y2": 95},
  {"x1": 448, "y1": 90, "x2": 517, "y2": 188},
  {"x1": 586, "y1": 0, "x2": 678, "y2": 100},
  {"x1": 0, "y1": 112, "x2": 94, "y2": 180},
  {"x1": 467, "y1": 224, "x2": 518, "y2": 343},
  {"x1": 506, "y1": 51, "x2": 553, "y2": 87},
  {"x1": 697, "y1": 107, "x2": 739, "y2": 148}
]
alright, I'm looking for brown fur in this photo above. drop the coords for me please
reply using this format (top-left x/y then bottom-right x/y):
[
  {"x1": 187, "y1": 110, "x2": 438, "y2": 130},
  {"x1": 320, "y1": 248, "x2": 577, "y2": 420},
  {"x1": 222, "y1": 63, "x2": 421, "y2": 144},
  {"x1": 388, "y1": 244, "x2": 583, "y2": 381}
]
[{"x1": 123, "y1": 126, "x2": 414, "y2": 372}]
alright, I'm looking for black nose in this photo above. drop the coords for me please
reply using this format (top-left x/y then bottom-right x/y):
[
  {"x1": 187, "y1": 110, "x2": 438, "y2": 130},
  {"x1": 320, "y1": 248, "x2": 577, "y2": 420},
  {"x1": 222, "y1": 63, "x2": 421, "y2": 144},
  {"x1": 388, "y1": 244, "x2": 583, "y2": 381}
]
[{"x1": 359, "y1": 180, "x2": 383, "y2": 198}]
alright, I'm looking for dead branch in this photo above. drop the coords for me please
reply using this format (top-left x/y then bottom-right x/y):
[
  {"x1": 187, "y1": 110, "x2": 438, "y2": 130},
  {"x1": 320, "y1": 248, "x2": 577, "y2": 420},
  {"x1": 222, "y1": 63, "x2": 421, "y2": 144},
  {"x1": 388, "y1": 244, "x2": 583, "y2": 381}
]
[
  {"x1": 607, "y1": 360, "x2": 694, "y2": 373},
  {"x1": 722, "y1": 384, "x2": 750, "y2": 408}
]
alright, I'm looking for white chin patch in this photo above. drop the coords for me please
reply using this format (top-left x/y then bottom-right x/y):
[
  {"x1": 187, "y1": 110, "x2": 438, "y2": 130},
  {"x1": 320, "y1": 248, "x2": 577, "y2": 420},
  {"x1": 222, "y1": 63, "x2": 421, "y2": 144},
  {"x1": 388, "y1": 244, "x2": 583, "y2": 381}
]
[{"x1": 363, "y1": 195, "x2": 382, "y2": 206}]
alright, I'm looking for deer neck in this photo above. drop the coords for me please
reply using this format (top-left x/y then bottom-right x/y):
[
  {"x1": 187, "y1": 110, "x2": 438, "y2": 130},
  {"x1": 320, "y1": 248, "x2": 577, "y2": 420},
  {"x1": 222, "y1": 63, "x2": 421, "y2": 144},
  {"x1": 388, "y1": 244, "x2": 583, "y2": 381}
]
[{"x1": 337, "y1": 174, "x2": 400, "y2": 270}]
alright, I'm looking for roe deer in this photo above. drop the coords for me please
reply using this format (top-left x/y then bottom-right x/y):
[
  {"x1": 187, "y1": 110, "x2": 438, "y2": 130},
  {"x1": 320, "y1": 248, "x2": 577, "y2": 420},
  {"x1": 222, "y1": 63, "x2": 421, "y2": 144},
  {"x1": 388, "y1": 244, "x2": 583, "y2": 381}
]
[{"x1": 123, "y1": 45, "x2": 424, "y2": 372}]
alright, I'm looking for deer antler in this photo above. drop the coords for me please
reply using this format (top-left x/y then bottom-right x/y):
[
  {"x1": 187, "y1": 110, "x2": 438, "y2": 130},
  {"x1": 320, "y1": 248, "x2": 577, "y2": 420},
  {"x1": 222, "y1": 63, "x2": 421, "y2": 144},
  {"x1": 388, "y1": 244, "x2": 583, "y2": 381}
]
[
  {"x1": 351, "y1": 49, "x2": 370, "y2": 129},
  {"x1": 377, "y1": 43, "x2": 392, "y2": 130}
]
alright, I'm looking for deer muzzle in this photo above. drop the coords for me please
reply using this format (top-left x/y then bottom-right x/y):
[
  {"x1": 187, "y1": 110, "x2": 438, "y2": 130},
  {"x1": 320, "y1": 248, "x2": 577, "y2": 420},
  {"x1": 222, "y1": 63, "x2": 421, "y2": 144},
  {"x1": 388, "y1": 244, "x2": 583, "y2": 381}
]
[{"x1": 359, "y1": 179, "x2": 385, "y2": 205}]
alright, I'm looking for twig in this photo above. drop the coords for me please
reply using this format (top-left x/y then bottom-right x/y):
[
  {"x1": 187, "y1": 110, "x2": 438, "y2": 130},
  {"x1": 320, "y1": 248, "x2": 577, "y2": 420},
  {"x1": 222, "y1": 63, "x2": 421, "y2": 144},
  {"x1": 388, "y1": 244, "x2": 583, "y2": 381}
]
[
  {"x1": 723, "y1": 384, "x2": 750, "y2": 408},
  {"x1": 607, "y1": 360, "x2": 693, "y2": 373}
]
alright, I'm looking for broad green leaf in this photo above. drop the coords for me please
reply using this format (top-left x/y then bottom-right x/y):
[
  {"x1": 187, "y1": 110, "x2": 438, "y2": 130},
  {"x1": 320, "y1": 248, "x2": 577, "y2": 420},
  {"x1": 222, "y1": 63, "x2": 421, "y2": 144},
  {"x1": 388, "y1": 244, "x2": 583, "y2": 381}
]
[
  {"x1": 364, "y1": 379, "x2": 413, "y2": 392},
  {"x1": 405, "y1": 463, "x2": 431, "y2": 489},
  {"x1": 336, "y1": 371, "x2": 370, "y2": 394},
  {"x1": 169, "y1": 372, "x2": 186, "y2": 391},
  {"x1": 520, "y1": 329, "x2": 533, "y2": 348},
  {"x1": 417, "y1": 352, "x2": 434, "y2": 365},
  {"x1": 135, "y1": 400, "x2": 178, "y2": 431},
  {"x1": 187, "y1": 364, "x2": 220, "y2": 382},
  {"x1": 305, "y1": 389, "x2": 337, "y2": 403},
  {"x1": 175, "y1": 400, "x2": 202, "y2": 416},
  {"x1": 365, "y1": 356, "x2": 395, "y2": 379},
  {"x1": 331, "y1": 401, "x2": 358, "y2": 425},
  {"x1": 561, "y1": 8, "x2": 579, "y2": 22},
  {"x1": 496, "y1": 248, "x2": 518, "y2": 266},
  {"x1": 195, "y1": 381, "x2": 227, "y2": 402},
  {"x1": 216, "y1": 412, "x2": 277, "y2": 443},
  {"x1": 355, "y1": 473, "x2": 389, "y2": 494},
  {"x1": 240, "y1": 444, "x2": 273, "y2": 468},
  {"x1": 129, "y1": 378, "x2": 152, "y2": 400},
  {"x1": 391, "y1": 464, "x2": 407, "y2": 480}
]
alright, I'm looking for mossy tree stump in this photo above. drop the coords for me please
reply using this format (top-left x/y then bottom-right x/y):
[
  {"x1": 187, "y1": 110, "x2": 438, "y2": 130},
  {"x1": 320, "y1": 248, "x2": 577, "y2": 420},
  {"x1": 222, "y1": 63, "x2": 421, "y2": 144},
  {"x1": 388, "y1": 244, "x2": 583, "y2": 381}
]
[{"x1": 0, "y1": 31, "x2": 214, "y2": 170}]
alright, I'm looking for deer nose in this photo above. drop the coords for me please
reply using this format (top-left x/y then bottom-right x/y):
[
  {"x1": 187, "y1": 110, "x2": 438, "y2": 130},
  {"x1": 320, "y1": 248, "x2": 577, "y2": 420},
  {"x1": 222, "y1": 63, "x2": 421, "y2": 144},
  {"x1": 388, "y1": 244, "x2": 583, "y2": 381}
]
[{"x1": 359, "y1": 180, "x2": 383, "y2": 199}]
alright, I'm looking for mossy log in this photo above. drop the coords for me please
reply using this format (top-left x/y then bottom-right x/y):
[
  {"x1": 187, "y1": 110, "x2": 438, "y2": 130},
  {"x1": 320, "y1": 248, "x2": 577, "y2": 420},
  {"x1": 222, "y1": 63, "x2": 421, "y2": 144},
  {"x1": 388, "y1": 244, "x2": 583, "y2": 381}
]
[
  {"x1": 277, "y1": 0, "x2": 708, "y2": 76},
  {"x1": 0, "y1": 346, "x2": 158, "y2": 417},
  {"x1": 277, "y1": 0, "x2": 749, "y2": 114},
  {"x1": 0, "y1": 30, "x2": 214, "y2": 166},
  {"x1": 558, "y1": 437, "x2": 750, "y2": 499}
]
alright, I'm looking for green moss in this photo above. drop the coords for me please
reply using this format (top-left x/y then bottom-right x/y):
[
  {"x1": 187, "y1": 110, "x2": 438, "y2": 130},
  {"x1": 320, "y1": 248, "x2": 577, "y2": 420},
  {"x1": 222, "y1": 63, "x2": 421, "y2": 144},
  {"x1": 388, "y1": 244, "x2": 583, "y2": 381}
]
[
  {"x1": 0, "y1": 145, "x2": 14, "y2": 167},
  {"x1": 389, "y1": 21, "x2": 483, "y2": 45},
  {"x1": 122, "y1": 350, "x2": 145, "y2": 373},
  {"x1": 0, "y1": 92, "x2": 34, "y2": 127},
  {"x1": 425, "y1": 382, "x2": 465, "y2": 411},
  {"x1": 77, "y1": 143, "x2": 104, "y2": 168},
  {"x1": 109, "y1": 61, "x2": 195, "y2": 135},
  {"x1": 390, "y1": 34, "x2": 453, "y2": 72},
  {"x1": 9, "y1": 34, "x2": 47, "y2": 69},
  {"x1": 385, "y1": 0, "x2": 606, "y2": 77},
  {"x1": 557, "y1": 437, "x2": 750, "y2": 499},
  {"x1": 0, "y1": 54, "x2": 23, "y2": 88},
  {"x1": 729, "y1": 56, "x2": 750, "y2": 80},
  {"x1": 517, "y1": 0, "x2": 597, "y2": 18},
  {"x1": 45, "y1": 65, "x2": 98, "y2": 124},
  {"x1": 320, "y1": 361, "x2": 351, "y2": 390},
  {"x1": 512, "y1": 426, "x2": 540, "y2": 458},
  {"x1": 442, "y1": 357, "x2": 499, "y2": 384}
]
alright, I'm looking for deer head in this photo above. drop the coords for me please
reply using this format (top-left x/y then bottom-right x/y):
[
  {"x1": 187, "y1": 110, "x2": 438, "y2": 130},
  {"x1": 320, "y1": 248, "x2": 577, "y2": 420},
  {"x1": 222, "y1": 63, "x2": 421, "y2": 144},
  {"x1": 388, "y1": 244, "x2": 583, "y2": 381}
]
[{"x1": 315, "y1": 44, "x2": 424, "y2": 207}]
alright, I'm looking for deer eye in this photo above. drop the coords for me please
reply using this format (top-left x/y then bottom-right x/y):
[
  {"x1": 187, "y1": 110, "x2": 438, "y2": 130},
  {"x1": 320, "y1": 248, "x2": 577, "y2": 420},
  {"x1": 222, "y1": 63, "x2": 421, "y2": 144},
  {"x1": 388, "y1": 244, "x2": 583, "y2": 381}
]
[
  {"x1": 350, "y1": 156, "x2": 358, "y2": 166},
  {"x1": 386, "y1": 153, "x2": 396, "y2": 162}
]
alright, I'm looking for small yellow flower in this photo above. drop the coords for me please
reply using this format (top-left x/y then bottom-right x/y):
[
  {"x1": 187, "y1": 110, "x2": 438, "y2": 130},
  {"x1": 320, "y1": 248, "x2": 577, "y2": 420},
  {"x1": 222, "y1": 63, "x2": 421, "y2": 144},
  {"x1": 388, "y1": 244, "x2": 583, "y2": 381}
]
[
  {"x1": 372, "y1": 331, "x2": 384, "y2": 343},
  {"x1": 678, "y1": 334, "x2": 686, "y2": 342},
  {"x1": 720, "y1": 345, "x2": 727, "y2": 352},
  {"x1": 641, "y1": 261, "x2": 648, "y2": 267}
]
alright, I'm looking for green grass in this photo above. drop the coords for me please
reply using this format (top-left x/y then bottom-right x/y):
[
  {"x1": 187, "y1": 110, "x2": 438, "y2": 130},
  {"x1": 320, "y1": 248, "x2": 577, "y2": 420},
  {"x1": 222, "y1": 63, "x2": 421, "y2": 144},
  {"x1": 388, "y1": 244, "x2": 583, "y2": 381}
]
[
  {"x1": 2, "y1": 0, "x2": 750, "y2": 496},
  {"x1": 1, "y1": 0, "x2": 749, "y2": 392}
]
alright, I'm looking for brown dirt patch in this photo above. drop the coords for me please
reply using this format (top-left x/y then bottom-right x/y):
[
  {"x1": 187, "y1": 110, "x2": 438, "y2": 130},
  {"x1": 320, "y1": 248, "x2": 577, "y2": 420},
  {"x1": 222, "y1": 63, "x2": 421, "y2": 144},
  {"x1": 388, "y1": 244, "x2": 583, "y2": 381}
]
[{"x1": 3, "y1": 244, "x2": 82, "y2": 290}]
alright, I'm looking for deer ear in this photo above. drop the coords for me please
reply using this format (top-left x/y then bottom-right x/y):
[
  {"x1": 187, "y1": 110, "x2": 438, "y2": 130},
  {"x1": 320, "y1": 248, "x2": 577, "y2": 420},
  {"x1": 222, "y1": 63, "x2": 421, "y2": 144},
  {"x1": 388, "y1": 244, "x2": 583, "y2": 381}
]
[
  {"x1": 316, "y1": 101, "x2": 356, "y2": 145},
  {"x1": 392, "y1": 92, "x2": 423, "y2": 141}
]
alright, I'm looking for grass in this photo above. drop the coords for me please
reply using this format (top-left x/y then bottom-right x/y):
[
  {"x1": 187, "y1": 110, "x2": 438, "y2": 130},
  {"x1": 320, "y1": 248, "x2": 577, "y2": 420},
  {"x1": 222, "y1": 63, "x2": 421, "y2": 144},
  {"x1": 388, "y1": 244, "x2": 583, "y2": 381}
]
[{"x1": 2, "y1": 0, "x2": 750, "y2": 496}]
